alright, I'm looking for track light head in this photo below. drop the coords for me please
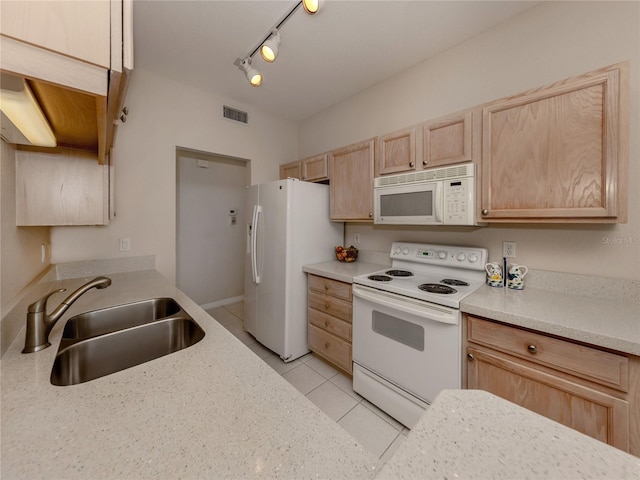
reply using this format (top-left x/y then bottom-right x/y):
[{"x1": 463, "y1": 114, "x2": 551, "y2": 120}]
[
  {"x1": 260, "y1": 30, "x2": 281, "y2": 63},
  {"x1": 239, "y1": 58, "x2": 262, "y2": 86},
  {"x1": 302, "y1": 0, "x2": 320, "y2": 15}
]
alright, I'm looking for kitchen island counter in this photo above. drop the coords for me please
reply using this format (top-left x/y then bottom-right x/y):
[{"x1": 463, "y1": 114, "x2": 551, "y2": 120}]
[
  {"x1": 1, "y1": 269, "x2": 377, "y2": 479},
  {"x1": 378, "y1": 389, "x2": 640, "y2": 479}
]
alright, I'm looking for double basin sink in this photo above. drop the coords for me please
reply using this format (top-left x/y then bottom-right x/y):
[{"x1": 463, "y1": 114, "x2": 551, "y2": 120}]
[{"x1": 51, "y1": 298, "x2": 205, "y2": 386}]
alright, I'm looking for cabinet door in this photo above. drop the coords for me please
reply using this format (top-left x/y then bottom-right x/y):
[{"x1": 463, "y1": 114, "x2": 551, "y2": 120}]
[
  {"x1": 467, "y1": 347, "x2": 629, "y2": 451},
  {"x1": 329, "y1": 139, "x2": 375, "y2": 221},
  {"x1": 481, "y1": 62, "x2": 628, "y2": 222},
  {"x1": 378, "y1": 127, "x2": 416, "y2": 175},
  {"x1": 302, "y1": 153, "x2": 328, "y2": 182},
  {"x1": 16, "y1": 149, "x2": 109, "y2": 226},
  {"x1": 422, "y1": 110, "x2": 473, "y2": 168},
  {"x1": 0, "y1": 1, "x2": 111, "y2": 67},
  {"x1": 279, "y1": 161, "x2": 302, "y2": 180}
]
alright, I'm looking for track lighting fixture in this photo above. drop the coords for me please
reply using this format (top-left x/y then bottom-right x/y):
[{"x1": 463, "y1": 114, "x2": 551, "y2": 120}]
[
  {"x1": 302, "y1": 0, "x2": 320, "y2": 15},
  {"x1": 260, "y1": 30, "x2": 281, "y2": 63},
  {"x1": 239, "y1": 58, "x2": 262, "y2": 87},
  {"x1": 235, "y1": 0, "x2": 321, "y2": 87}
]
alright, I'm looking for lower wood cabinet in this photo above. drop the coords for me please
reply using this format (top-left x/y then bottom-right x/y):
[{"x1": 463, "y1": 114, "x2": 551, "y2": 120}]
[
  {"x1": 465, "y1": 314, "x2": 639, "y2": 456},
  {"x1": 307, "y1": 274, "x2": 353, "y2": 374}
]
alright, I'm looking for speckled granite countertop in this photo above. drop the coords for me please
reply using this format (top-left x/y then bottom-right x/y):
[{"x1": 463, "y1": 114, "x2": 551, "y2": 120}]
[
  {"x1": 378, "y1": 389, "x2": 640, "y2": 479},
  {"x1": 1, "y1": 270, "x2": 377, "y2": 479},
  {"x1": 303, "y1": 260, "x2": 388, "y2": 283},
  {"x1": 462, "y1": 284, "x2": 640, "y2": 356}
]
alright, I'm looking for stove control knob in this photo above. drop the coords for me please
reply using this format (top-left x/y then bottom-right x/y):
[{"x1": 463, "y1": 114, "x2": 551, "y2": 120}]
[
  {"x1": 456, "y1": 253, "x2": 466, "y2": 262},
  {"x1": 437, "y1": 251, "x2": 447, "y2": 260},
  {"x1": 468, "y1": 253, "x2": 478, "y2": 263},
  {"x1": 394, "y1": 247, "x2": 402, "y2": 254},
  {"x1": 402, "y1": 248, "x2": 410, "y2": 255}
]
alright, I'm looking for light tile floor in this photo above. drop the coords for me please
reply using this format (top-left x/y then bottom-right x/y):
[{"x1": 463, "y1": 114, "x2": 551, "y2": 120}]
[{"x1": 206, "y1": 301, "x2": 409, "y2": 465}]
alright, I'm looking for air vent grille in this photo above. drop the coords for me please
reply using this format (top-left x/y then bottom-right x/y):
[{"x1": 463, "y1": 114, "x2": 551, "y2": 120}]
[
  {"x1": 375, "y1": 163, "x2": 475, "y2": 187},
  {"x1": 223, "y1": 105, "x2": 248, "y2": 124}
]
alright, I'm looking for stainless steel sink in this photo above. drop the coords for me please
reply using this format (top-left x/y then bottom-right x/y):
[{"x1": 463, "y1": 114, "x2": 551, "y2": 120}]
[{"x1": 50, "y1": 298, "x2": 205, "y2": 386}]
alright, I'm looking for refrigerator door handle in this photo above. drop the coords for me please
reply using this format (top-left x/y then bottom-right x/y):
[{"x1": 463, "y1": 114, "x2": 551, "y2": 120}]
[{"x1": 251, "y1": 205, "x2": 262, "y2": 284}]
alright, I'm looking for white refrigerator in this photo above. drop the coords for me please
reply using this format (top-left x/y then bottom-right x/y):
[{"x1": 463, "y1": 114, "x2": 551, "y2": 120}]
[{"x1": 244, "y1": 179, "x2": 343, "y2": 362}]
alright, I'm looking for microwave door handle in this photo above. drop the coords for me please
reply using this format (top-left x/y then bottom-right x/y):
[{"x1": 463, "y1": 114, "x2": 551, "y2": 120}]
[
  {"x1": 352, "y1": 286, "x2": 458, "y2": 325},
  {"x1": 434, "y1": 182, "x2": 443, "y2": 223}
]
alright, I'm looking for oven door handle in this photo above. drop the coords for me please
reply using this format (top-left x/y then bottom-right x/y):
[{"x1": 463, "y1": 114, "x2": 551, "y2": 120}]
[{"x1": 352, "y1": 285, "x2": 458, "y2": 325}]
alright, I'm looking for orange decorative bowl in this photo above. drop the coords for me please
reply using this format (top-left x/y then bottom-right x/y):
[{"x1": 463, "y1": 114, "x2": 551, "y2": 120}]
[{"x1": 335, "y1": 245, "x2": 358, "y2": 263}]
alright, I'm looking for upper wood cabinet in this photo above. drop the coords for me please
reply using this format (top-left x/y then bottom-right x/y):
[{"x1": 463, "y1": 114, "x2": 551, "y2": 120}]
[
  {"x1": 377, "y1": 127, "x2": 416, "y2": 176},
  {"x1": 302, "y1": 153, "x2": 329, "y2": 182},
  {"x1": 422, "y1": 108, "x2": 476, "y2": 169},
  {"x1": 279, "y1": 160, "x2": 302, "y2": 180},
  {"x1": 16, "y1": 148, "x2": 111, "y2": 226},
  {"x1": 329, "y1": 138, "x2": 375, "y2": 222},
  {"x1": 480, "y1": 62, "x2": 628, "y2": 223},
  {"x1": 0, "y1": 0, "x2": 133, "y2": 165}
]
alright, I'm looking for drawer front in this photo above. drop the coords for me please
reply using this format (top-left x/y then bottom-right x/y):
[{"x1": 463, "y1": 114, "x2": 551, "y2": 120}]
[
  {"x1": 467, "y1": 316, "x2": 629, "y2": 391},
  {"x1": 308, "y1": 275, "x2": 352, "y2": 301},
  {"x1": 309, "y1": 291, "x2": 352, "y2": 322},
  {"x1": 309, "y1": 324, "x2": 352, "y2": 373},
  {"x1": 309, "y1": 308, "x2": 352, "y2": 341}
]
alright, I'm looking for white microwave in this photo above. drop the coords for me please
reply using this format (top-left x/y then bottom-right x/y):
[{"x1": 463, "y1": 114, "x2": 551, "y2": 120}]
[{"x1": 374, "y1": 163, "x2": 481, "y2": 226}]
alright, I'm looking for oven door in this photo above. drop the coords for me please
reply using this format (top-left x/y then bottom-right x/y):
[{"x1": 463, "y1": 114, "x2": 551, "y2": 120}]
[
  {"x1": 352, "y1": 284, "x2": 461, "y2": 406},
  {"x1": 374, "y1": 181, "x2": 443, "y2": 225}
]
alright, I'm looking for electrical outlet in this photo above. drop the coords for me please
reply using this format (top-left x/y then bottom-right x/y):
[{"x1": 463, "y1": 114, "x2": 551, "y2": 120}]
[
  {"x1": 503, "y1": 241, "x2": 516, "y2": 258},
  {"x1": 354, "y1": 233, "x2": 361, "y2": 244},
  {"x1": 119, "y1": 237, "x2": 131, "y2": 252}
]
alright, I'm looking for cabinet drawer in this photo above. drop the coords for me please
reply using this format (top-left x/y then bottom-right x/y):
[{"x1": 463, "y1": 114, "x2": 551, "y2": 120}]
[
  {"x1": 308, "y1": 291, "x2": 352, "y2": 322},
  {"x1": 308, "y1": 275, "x2": 352, "y2": 301},
  {"x1": 467, "y1": 316, "x2": 629, "y2": 391},
  {"x1": 309, "y1": 308, "x2": 352, "y2": 341},
  {"x1": 308, "y1": 324, "x2": 352, "y2": 373}
]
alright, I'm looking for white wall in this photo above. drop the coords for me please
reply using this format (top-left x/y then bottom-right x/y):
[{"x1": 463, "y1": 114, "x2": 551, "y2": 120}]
[
  {"x1": 50, "y1": 68, "x2": 298, "y2": 283},
  {"x1": 0, "y1": 140, "x2": 50, "y2": 316},
  {"x1": 299, "y1": 1, "x2": 640, "y2": 281},
  {"x1": 176, "y1": 154, "x2": 248, "y2": 306}
]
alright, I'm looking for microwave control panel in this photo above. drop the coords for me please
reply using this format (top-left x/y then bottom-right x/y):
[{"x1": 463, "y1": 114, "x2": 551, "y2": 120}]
[{"x1": 443, "y1": 177, "x2": 474, "y2": 225}]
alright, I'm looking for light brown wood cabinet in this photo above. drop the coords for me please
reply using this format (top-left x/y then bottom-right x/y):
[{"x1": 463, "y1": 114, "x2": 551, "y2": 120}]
[
  {"x1": 465, "y1": 314, "x2": 640, "y2": 456},
  {"x1": 328, "y1": 138, "x2": 375, "y2": 221},
  {"x1": 422, "y1": 108, "x2": 477, "y2": 169},
  {"x1": 279, "y1": 154, "x2": 329, "y2": 182},
  {"x1": 0, "y1": 0, "x2": 133, "y2": 165},
  {"x1": 377, "y1": 127, "x2": 416, "y2": 176},
  {"x1": 279, "y1": 160, "x2": 302, "y2": 180},
  {"x1": 307, "y1": 274, "x2": 353, "y2": 374},
  {"x1": 480, "y1": 62, "x2": 628, "y2": 223}
]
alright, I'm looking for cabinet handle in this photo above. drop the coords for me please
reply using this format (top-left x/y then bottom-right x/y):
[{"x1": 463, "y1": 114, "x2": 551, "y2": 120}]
[
  {"x1": 467, "y1": 353, "x2": 474, "y2": 361},
  {"x1": 324, "y1": 321, "x2": 329, "y2": 327},
  {"x1": 325, "y1": 285, "x2": 329, "y2": 290},
  {"x1": 409, "y1": 162, "x2": 415, "y2": 167},
  {"x1": 324, "y1": 303, "x2": 330, "y2": 309},
  {"x1": 481, "y1": 209, "x2": 488, "y2": 215},
  {"x1": 527, "y1": 345, "x2": 538, "y2": 354},
  {"x1": 324, "y1": 343, "x2": 330, "y2": 349},
  {"x1": 422, "y1": 160, "x2": 428, "y2": 167},
  {"x1": 369, "y1": 212, "x2": 373, "y2": 217}
]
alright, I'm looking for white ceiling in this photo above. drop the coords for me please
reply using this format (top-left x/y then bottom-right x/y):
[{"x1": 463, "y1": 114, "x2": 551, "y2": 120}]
[{"x1": 133, "y1": 0, "x2": 539, "y2": 122}]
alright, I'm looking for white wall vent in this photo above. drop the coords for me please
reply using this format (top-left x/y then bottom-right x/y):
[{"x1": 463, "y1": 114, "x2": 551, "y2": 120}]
[{"x1": 223, "y1": 105, "x2": 248, "y2": 124}]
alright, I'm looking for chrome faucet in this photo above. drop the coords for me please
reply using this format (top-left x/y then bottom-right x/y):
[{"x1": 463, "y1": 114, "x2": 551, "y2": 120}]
[{"x1": 22, "y1": 276, "x2": 112, "y2": 353}]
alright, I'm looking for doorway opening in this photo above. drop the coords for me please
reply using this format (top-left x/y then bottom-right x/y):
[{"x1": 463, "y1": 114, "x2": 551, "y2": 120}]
[{"x1": 176, "y1": 147, "x2": 250, "y2": 309}]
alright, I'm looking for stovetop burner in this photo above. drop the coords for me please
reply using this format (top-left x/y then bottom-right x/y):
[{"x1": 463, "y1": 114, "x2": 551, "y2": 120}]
[
  {"x1": 440, "y1": 279, "x2": 469, "y2": 286},
  {"x1": 368, "y1": 274, "x2": 393, "y2": 282},
  {"x1": 418, "y1": 283, "x2": 457, "y2": 294},
  {"x1": 385, "y1": 269, "x2": 414, "y2": 277}
]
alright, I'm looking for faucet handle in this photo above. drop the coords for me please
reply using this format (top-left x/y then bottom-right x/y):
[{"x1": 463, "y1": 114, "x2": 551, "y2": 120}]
[{"x1": 28, "y1": 289, "x2": 66, "y2": 313}]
